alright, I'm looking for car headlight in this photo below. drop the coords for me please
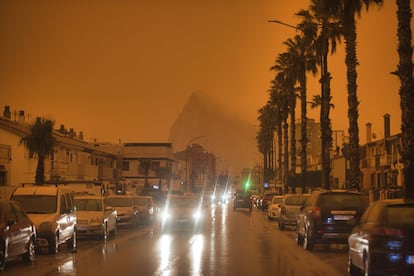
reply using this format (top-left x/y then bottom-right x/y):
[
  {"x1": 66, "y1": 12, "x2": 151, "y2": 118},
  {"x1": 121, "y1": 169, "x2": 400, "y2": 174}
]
[
  {"x1": 162, "y1": 210, "x2": 170, "y2": 222},
  {"x1": 193, "y1": 210, "x2": 202, "y2": 221}
]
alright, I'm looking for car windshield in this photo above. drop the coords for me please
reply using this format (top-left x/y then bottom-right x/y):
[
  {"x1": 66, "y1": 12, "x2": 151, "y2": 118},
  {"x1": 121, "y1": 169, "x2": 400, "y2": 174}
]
[
  {"x1": 385, "y1": 204, "x2": 414, "y2": 226},
  {"x1": 11, "y1": 195, "x2": 57, "y2": 214},
  {"x1": 75, "y1": 199, "x2": 103, "y2": 211},
  {"x1": 168, "y1": 197, "x2": 199, "y2": 208},
  {"x1": 104, "y1": 197, "x2": 133, "y2": 207},
  {"x1": 133, "y1": 197, "x2": 148, "y2": 206},
  {"x1": 284, "y1": 195, "x2": 308, "y2": 206},
  {"x1": 319, "y1": 193, "x2": 364, "y2": 210}
]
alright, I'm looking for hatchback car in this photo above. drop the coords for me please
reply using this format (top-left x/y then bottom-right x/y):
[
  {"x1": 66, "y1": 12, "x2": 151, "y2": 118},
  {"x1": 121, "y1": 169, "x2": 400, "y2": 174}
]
[
  {"x1": 260, "y1": 193, "x2": 278, "y2": 211},
  {"x1": 278, "y1": 194, "x2": 309, "y2": 230},
  {"x1": 296, "y1": 189, "x2": 368, "y2": 250},
  {"x1": 75, "y1": 195, "x2": 117, "y2": 240},
  {"x1": 233, "y1": 190, "x2": 252, "y2": 212},
  {"x1": 10, "y1": 185, "x2": 77, "y2": 254},
  {"x1": 348, "y1": 198, "x2": 414, "y2": 275},
  {"x1": 0, "y1": 200, "x2": 36, "y2": 271},
  {"x1": 103, "y1": 196, "x2": 138, "y2": 229},
  {"x1": 267, "y1": 195, "x2": 284, "y2": 220},
  {"x1": 160, "y1": 195, "x2": 204, "y2": 233}
]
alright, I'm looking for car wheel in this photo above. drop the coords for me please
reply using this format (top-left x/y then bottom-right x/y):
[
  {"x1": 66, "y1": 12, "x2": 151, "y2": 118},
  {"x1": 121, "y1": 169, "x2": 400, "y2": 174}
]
[
  {"x1": 48, "y1": 234, "x2": 58, "y2": 254},
  {"x1": 279, "y1": 221, "x2": 285, "y2": 231},
  {"x1": 67, "y1": 231, "x2": 77, "y2": 253},
  {"x1": 348, "y1": 254, "x2": 360, "y2": 276},
  {"x1": 303, "y1": 227, "x2": 314, "y2": 251},
  {"x1": 0, "y1": 246, "x2": 6, "y2": 271},
  {"x1": 102, "y1": 223, "x2": 108, "y2": 240},
  {"x1": 22, "y1": 238, "x2": 35, "y2": 263},
  {"x1": 295, "y1": 229, "x2": 303, "y2": 246}
]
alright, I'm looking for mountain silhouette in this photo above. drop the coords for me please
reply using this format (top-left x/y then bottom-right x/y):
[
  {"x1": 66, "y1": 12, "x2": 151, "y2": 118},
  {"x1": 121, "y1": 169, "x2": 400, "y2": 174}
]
[{"x1": 168, "y1": 91, "x2": 257, "y2": 176}]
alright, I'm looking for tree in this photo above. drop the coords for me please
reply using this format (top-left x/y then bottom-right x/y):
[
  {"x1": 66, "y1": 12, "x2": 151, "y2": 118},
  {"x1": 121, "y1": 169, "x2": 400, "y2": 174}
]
[
  {"x1": 339, "y1": 0, "x2": 384, "y2": 191},
  {"x1": 297, "y1": 0, "x2": 342, "y2": 189},
  {"x1": 395, "y1": 0, "x2": 414, "y2": 198},
  {"x1": 139, "y1": 159, "x2": 152, "y2": 191},
  {"x1": 20, "y1": 117, "x2": 55, "y2": 184}
]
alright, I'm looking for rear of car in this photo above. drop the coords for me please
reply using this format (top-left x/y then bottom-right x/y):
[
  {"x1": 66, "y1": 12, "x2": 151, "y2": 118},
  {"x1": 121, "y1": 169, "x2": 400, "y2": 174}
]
[
  {"x1": 278, "y1": 194, "x2": 309, "y2": 230},
  {"x1": 297, "y1": 190, "x2": 367, "y2": 250},
  {"x1": 104, "y1": 196, "x2": 137, "y2": 229},
  {"x1": 267, "y1": 195, "x2": 284, "y2": 220},
  {"x1": 233, "y1": 191, "x2": 252, "y2": 211},
  {"x1": 348, "y1": 199, "x2": 414, "y2": 275},
  {"x1": 260, "y1": 193, "x2": 278, "y2": 211}
]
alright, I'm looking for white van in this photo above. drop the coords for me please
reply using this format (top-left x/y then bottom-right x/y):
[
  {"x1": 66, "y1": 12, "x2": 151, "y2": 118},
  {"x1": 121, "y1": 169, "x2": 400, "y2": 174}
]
[{"x1": 10, "y1": 185, "x2": 77, "y2": 254}]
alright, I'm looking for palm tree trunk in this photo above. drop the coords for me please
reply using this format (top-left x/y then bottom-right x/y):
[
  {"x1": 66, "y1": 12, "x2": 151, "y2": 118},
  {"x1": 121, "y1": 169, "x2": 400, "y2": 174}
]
[
  {"x1": 344, "y1": 12, "x2": 361, "y2": 191},
  {"x1": 283, "y1": 121, "x2": 289, "y2": 193},
  {"x1": 299, "y1": 75, "x2": 308, "y2": 193},
  {"x1": 36, "y1": 155, "x2": 45, "y2": 184},
  {"x1": 396, "y1": 0, "x2": 414, "y2": 198},
  {"x1": 289, "y1": 107, "x2": 297, "y2": 176}
]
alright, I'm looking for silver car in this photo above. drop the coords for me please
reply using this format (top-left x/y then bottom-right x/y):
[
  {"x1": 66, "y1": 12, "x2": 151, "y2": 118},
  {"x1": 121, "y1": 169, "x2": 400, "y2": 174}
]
[
  {"x1": 75, "y1": 195, "x2": 117, "y2": 240},
  {"x1": 278, "y1": 194, "x2": 309, "y2": 230}
]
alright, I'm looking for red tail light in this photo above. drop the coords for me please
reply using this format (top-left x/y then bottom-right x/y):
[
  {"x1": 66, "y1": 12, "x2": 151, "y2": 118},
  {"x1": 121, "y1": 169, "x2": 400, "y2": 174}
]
[
  {"x1": 311, "y1": 207, "x2": 321, "y2": 220},
  {"x1": 371, "y1": 227, "x2": 404, "y2": 238}
]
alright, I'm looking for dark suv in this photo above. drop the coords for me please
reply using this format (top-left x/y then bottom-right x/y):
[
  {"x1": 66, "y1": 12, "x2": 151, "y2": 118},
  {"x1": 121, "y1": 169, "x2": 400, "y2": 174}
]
[
  {"x1": 233, "y1": 191, "x2": 252, "y2": 212},
  {"x1": 296, "y1": 189, "x2": 368, "y2": 250}
]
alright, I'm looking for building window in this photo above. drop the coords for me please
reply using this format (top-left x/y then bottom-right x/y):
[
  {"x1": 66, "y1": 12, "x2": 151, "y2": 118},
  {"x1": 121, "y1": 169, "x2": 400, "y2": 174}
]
[{"x1": 122, "y1": 161, "x2": 129, "y2": 171}]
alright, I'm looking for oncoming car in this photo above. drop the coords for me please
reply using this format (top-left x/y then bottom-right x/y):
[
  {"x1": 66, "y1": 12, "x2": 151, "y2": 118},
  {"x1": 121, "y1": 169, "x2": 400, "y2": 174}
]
[{"x1": 160, "y1": 195, "x2": 204, "y2": 233}]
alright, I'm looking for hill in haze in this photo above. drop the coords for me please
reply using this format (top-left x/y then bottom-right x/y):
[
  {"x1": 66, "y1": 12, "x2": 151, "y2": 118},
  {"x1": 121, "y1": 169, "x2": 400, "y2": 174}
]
[{"x1": 168, "y1": 91, "x2": 257, "y2": 176}]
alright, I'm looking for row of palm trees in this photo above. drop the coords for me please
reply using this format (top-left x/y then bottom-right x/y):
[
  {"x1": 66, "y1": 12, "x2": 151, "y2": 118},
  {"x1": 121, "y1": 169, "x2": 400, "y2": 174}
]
[{"x1": 257, "y1": 0, "x2": 414, "y2": 198}]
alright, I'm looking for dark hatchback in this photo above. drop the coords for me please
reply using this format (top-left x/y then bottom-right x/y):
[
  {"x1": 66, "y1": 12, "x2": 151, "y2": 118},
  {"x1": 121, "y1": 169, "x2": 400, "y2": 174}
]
[
  {"x1": 296, "y1": 189, "x2": 368, "y2": 250},
  {"x1": 348, "y1": 198, "x2": 414, "y2": 275},
  {"x1": 0, "y1": 200, "x2": 36, "y2": 271},
  {"x1": 233, "y1": 191, "x2": 252, "y2": 212}
]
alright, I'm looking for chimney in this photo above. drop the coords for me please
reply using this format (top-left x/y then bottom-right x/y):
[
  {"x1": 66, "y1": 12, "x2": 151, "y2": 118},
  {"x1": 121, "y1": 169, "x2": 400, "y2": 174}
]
[
  {"x1": 384, "y1": 113, "x2": 390, "y2": 139},
  {"x1": 366, "y1": 122, "x2": 372, "y2": 144},
  {"x1": 18, "y1": 110, "x2": 25, "y2": 124},
  {"x1": 69, "y1": 128, "x2": 75, "y2": 138},
  {"x1": 3, "y1": 106, "x2": 11, "y2": 119},
  {"x1": 79, "y1": 131, "x2": 84, "y2": 140}
]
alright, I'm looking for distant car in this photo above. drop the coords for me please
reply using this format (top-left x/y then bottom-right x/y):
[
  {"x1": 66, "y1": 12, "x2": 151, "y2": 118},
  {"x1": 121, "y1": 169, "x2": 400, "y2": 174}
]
[
  {"x1": 75, "y1": 195, "x2": 117, "y2": 240},
  {"x1": 267, "y1": 195, "x2": 284, "y2": 220},
  {"x1": 0, "y1": 200, "x2": 36, "y2": 271},
  {"x1": 296, "y1": 189, "x2": 368, "y2": 251},
  {"x1": 10, "y1": 185, "x2": 77, "y2": 254},
  {"x1": 348, "y1": 198, "x2": 414, "y2": 275},
  {"x1": 233, "y1": 190, "x2": 252, "y2": 212},
  {"x1": 278, "y1": 194, "x2": 309, "y2": 230},
  {"x1": 103, "y1": 196, "x2": 139, "y2": 229},
  {"x1": 160, "y1": 195, "x2": 205, "y2": 233},
  {"x1": 131, "y1": 195, "x2": 158, "y2": 225}
]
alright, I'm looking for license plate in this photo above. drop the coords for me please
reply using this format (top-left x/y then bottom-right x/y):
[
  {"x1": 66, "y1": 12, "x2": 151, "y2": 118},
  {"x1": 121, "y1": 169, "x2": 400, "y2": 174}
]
[
  {"x1": 333, "y1": 215, "x2": 353, "y2": 220},
  {"x1": 406, "y1": 255, "x2": 414, "y2": 264}
]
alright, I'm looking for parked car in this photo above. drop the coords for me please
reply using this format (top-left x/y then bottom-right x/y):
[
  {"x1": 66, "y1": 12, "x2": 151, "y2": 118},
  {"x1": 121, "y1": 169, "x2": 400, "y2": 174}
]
[
  {"x1": 296, "y1": 189, "x2": 368, "y2": 251},
  {"x1": 74, "y1": 195, "x2": 117, "y2": 240},
  {"x1": 278, "y1": 194, "x2": 309, "y2": 230},
  {"x1": 348, "y1": 198, "x2": 414, "y2": 275},
  {"x1": 131, "y1": 195, "x2": 158, "y2": 225},
  {"x1": 267, "y1": 195, "x2": 284, "y2": 220},
  {"x1": 160, "y1": 194, "x2": 205, "y2": 233},
  {"x1": 10, "y1": 185, "x2": 77, "y2": 254},
  {"x1": 103, "y1": 196, "x2": 139, "y2": 229},
  {"x1": 233, "y1": 190, "x2": 252, "y2": 212},
  {"x1": 0, "y1": 200, "x2": 36, "y2": 271},
  {"x1": 260, "y1": 192, "x2": 279, "y2": 211}
]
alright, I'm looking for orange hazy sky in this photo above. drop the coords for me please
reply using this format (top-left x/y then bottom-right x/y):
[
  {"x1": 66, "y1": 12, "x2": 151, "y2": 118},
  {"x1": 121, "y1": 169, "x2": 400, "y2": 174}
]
[{"x1": 0, "y1": 1, "x2": 410, "y2": 145}]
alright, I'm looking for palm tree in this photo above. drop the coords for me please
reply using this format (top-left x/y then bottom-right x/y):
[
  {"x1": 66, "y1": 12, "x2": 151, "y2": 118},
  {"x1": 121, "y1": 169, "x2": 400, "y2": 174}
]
[
  {"x1": 257, "y1": 103, "x2": 276, "y2": 186},
  {"x1": 139, "y1": 159, "x2": 152, "y2": 191},
  {"x1": 20, "y1": 117, "x2": 55, "y2": 184},
  {"x1": 336, "y1": 0, "x2": 384, "y2": 191},
  {"x1": 297, "y1": 1, "x2": 342, "y2": 189},
  {"x1": 395, "y1": 0, "x2": 414, "y2": 198},
  {"x1": 284, "y1": 34, "x2": 318, "y2": 193}
]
